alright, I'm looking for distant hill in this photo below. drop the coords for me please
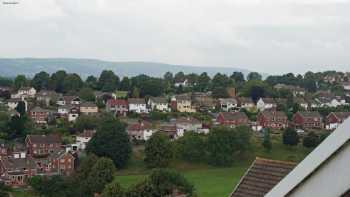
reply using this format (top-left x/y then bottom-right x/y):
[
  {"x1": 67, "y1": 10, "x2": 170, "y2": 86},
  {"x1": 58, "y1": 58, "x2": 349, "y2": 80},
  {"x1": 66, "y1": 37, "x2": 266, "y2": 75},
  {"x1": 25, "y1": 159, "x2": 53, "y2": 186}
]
[{"x1": 0, "y1": 58, "x2": 258, "y2": 78}]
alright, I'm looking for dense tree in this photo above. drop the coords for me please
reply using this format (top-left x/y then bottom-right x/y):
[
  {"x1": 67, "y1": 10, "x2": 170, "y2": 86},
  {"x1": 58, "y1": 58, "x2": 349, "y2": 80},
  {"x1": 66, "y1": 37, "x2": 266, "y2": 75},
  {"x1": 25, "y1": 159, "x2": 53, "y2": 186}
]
[
  {"x1": 0, "y1": 77, "x2": 13, "y2": 87},
  {"x1": 262, "y1": 128, "x2": 272, "y2": 151},
  {"x1": 163, "y1": 72, "x2": 174, "y2": 82},
  {"x1": 211, "y1": 73, "x2": 232, "y2": 89},
  {"x1": 283, "y1": 128, "x2": 299, "y2": 146},
  {"x1": 15, "y1": 101, "x2": 26, "y2": 116},
  {"x1": 78, "y1": 87, "x2": 95, "y2": 102},
  {"x1": 86, "y1": 119, "x2": 131, "y2": 168},
  {"x1": 303, "y1": 132, "x2": 319, "y2": 148},
  {"x1": 98, "y1": 70, "x2": 119, "y2": 92},
  {"x1": 85, "y1": 75, "x2": 98, "y2": 90},
  {"x1": 127, "y1": 169, "x2": 195, "y2": 197},
  {"x1": 31, "y1": 71, "x2": 50, "y2": 91},
  {"x1": 174, "y1": 72, "x2": 185, "y2": 83},
  {"x1": 50, "y1": 70, "x2": 67, "y2": 92},
  {"x1": 144, "y1": 132, "x2": 173, "y2": 168},
  {"x1": 247, "y1": 72, "x2": 262, "y2": 81},
  {"x1": 207, "y1": 126, "x2": 251, "y2": 166},
  {"x1": 87, "y1": 157, "x2": 117, "y2": 194},
  {"x1": 131, "y1": 87, "x2": 140, "y2": 98},
  {"x1": 14, "y1": 75, "x2": 27, "y2": 90},
  {"x1": 196, "y1": 72, "x2": 211, "y2": 92},
  {"x1": 230, "y1": 72, "x2": 245, "y2": 84},
  {"x1": 0, "y1": 182, "x2": 10, "y2": 197},
  {"x1": 212, "y1": 86, "x2": 229, "y2": 98},
  {"x1": 119, "y1": 77, "x2": 131, "y2": 91},
  {"x1": 176, "y1": 132, "x2": 206, "y2": 163},
  {"x1": 63, "y1": 74, "x2": 83, "y2": 93},
  {"x1": 29, "y1": 175, "x2": 75, "y2": 197},
  {"x1": 101, "y1": 181, "x2": 125, "y2": 197},
  {"x1": 74, "y1": 115, "x2": 99, "y2": 132},
  {"x1": 7, "y1": 114, "x2": 32, "y2": 140}
]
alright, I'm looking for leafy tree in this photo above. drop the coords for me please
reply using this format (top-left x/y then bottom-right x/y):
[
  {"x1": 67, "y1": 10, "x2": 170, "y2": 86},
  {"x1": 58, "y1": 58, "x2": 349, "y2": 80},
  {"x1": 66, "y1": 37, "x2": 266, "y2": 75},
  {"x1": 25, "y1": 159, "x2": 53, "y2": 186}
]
[
  {"x1": 247, "y1": 72, "x2": 262, "y2": 81},
  {"x1": 74, "y1": 115, "x2": 99, "y2": 132},
  {"x1": 63, "y1": 73, "x2": 83, "y2": 93},
  {"x1": 78, "y1": 87, "x2": 95, "y2": 102},
  {"x1": 176, "y1": 132, "x2": 206, "y2": 163},
  {"x1": 15, "y1": 101, "x2": 26, "y2": 116},
  {"x1": 85, "y1": 75, "x2": 98, "y2": 90},
  {"x1": 196, "y1": 72, "x2": 211, "y2": 92},
  {"x1": 14, "y1": 75, "x2": 27, "y2": 90},
  {"x1": 174, "y1": 72, "x2": 185, "y2": 83},
  {"x1": 127, "y1": 169, "x2": 195, "y2": 197},
  {"x1": 0, "y1": 182, "x2": 11, "y2": 197},
  {"x1": 87, "y1": 157, "x2": 117, "y2": 194},
  {"x1": 230, "y1": 72, "x2": 245, "y2": 84},
  {"x1": 101, "y1": 181, "x2": 125, "y2": 197},
  {"x1": 211, "y1": 73, "x2": 232, "y2": 89},
  {"x1": 207, "y1": 126, "x2": 248, "y2": 166},
  {"x1": 212, "y1": 86, "x2": 229, "y2": 98},
  {"x1": 131, "y1": 87, "x2": 140, "y2": 98},
  {"x1": 283, "y1": 127, "x2": 299, "y2": 146},
  {"x1": 29, "y1": 175, "x2": 75, "y2": 197},
  {"x1": 303, "y1": 132, "x2": 319, "y2": 148},
  {"x1": 144, "y1": 132, "x2": 173, "y2": 168},
  {"x1": 98, "y1": 70, "x2": 119, "y2": 92},
  {"x1": 8, "y1": 115, "x2": 32, "y2": 140},
  {"x1": 163, "y1": 72, "x2": 174, "y2": 82},
  {"x1": 262, "y1": 128, "x2": 272, "y2": 151},
  {"x1": 119, "y1": 77, "x2": 131, "y2": 91},
  {"x1": 51, "y1": 70, "x2": 67, "y2": 92},
  {"x1": 31, "y1": 71, "x2": 50, "y2": 91},
  {"x1": 87, "y1": 119, "x2": 131, "y2": 168}
]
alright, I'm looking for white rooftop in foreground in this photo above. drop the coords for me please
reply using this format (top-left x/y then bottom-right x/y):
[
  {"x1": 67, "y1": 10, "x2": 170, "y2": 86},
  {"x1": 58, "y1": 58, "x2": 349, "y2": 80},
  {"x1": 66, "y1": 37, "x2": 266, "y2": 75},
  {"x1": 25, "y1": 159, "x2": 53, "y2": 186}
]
[{"x1": 266, "y1": 119, "x2": 350, "y2": 197}]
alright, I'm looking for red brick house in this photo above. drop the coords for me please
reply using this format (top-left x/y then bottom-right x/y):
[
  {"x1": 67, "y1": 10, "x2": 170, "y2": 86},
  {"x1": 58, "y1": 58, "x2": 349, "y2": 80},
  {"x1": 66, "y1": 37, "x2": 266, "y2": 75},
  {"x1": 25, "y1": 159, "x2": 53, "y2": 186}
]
[
  {"x1": 325, "y1": 112, "x2": 350, "y2": 130},
  {"x1": 29, "y1": 106, "x2": 53, "y2": 124},
  {"x1": 49, "y1": 151, "x2": 75, "y2": 176},
  {"x1": 25, "y1": 135, "x2": 61, "y2": 157},
  {"x1": 106, "y1": 99, "x2": 128, "y2": 116},
  {"x1": 257, "y1": 111, "x2": 288, "y2": 130},
  {"x1": 216, "y1": 112, "x2": 249, "y2": 127},
  {"x1": 293, "y1": 111, "x2": 323, "y2": 129},
  {"x1": 0, "y1": 157, "x2": 37, "y2": 186}
]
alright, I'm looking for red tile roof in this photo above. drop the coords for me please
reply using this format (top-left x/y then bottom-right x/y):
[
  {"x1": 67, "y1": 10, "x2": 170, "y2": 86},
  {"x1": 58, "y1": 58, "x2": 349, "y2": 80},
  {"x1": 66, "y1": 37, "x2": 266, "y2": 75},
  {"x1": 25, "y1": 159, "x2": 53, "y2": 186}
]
[
  {"x1": 107, "y1": 99, "x2": 128, "y2": 106},
  {"x1": 230, "y1": 157, "x2": 296, "y2": 197}
]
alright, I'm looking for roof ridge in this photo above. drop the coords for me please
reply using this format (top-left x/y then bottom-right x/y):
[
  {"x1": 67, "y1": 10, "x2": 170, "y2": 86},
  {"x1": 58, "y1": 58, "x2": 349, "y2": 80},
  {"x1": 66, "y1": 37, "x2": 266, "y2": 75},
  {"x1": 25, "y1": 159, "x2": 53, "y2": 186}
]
[{"x1": 255, "y1": 157, "x2": 297, "y2": 166}]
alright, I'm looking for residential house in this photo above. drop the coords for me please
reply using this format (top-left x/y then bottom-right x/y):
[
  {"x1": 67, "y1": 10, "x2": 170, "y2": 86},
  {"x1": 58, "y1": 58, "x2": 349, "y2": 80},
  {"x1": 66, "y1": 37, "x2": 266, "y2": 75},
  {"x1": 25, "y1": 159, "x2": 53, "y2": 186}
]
[
  {"x1": 192, "y1": 92, "x2": 216, "y2": 112},
  {"x1": 216, "y1": 112, "x2": 249, "y2": 128},
  {"x1": 36, "y1": 90, "x2": 59, "y2": 106},
  {"x1": 174, "y1": 79, "x2": 189, "y2": 87},
  {"x1": 315, "y1": 95, "x2": 348, "y2": 108},
  {"x1": 58, "y1": 105, "x2": 71, "y2": 115},
  {"x1": 342, "y1": 81, "x2": 350, "y2": 91},
  {"x1": 172, "y1": 94, "x2": 196, "y2": 113},
  {"x1": 274, "y1": 84, "x2": 306, "y2": 96},
  {"x1": 325, "y1": 112, "x2": 350, "y2": 130},
  {"x1": 293, "y1": 111, "x2": 323, "y2": 129},
  {"x1": 80, "y1": 102, "x2": 98, "y2": 115},
  {"x1": 56, "y1": 96, "x2": 81, "y2": 106},
  {"x1": 266, "y1": 119, "x2": 350, "y2": 197},
  {"x1": 294, "y1": 97, "x2": 309, "y2": 110},
  {"x1": 148, "y1": 97, "x2": 169, "y2": 112},
  {"x1": 159, "y1": 124, "x2": 178, "y2": 139},
  {"x1": 25, "y1": 135, "x2": 61, "y2": 156},
  {"x1": 94, "y1": 91, "x2": 113, "y2": 102},
  {"x1": 7, "y1": 98, "x2": 28, "y2": 112},
  {"x1": 257, "y1": 98, "x2": 277, "y2": 111},
  {"x1": 257, "y1": 111, "x2": 288, "y2": 130},
  {"x1": 230, "y1": 157, "x2": 296, "y2": 197},
  {"x1": 128, "y1": 98, "x2": 148, "y2": 114},
  {"x1": 11, "y1": 87, "x2": 36, "y2": 99},
  {"x1": 106, "y1": 99, "x2": 128, "y2": 116},
  {"x1": 127, "y1": 121, "x2": 155, "y2": 141},
  {"x1": 175, "y1": 117, "x2": 203, "y2": 136},
  {"x1": 0, "y1": 157, "x2": 37, "y2": 186},
  {"x1": 68, "y1": 106, "x2": 79, "y2": 122},
  {"x1": 76, "y1": 129, "x2": 95, "y2": 150},
  {"x1": 237, "y1": 97, "x2": 255, "y2": 109},
  {"x1": 29, "y1": 106, "x2": 53, "y2": 124},
  {"x1": 218, "y1": 98, "x2": 239, "y2": 112}
]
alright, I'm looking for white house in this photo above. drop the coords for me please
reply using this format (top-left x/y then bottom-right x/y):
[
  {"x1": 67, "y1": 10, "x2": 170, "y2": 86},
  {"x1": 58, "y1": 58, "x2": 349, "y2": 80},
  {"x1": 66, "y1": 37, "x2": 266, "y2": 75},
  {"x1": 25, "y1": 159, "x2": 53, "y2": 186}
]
[
  {"x1": 76, "y1": 129, "x2": 95, "y2": 150},
  {"x1": 218, "y1": 98, "x2": 239, "y2": 112},
  {"x1": 128, "y1": 98, "x2": 148, "y2": 114},
  {"x1": 174, "y1": 79, "x2": 189, "y2": 87},
  {"x1": 11, "y1": 87, "x2": 36, "y2": 99},
  {"x1": 238, "y1": 97, "x2": 255, "y2": 109},
  {"x1": 175, "y1": 117, "x2": 203, "y2": 137},
  {"x1": 58, "y1": 105, "x2": 70, "y2": 115},
  {"x1": 68, "y1": 106, "x2": 79, "y2": 122},
  {"x1": 127, "y1": 121, "x2": 155, "y2": 141},
  {"x1": 266, "y1": 119, "x2": 350, "y2": 197},
  {"x1": 148, "y1": 97, "x2": 169, "y2": 112},
  {"x1": 342, "y1": 81, "x2": 350, "y2": 91},
  {"x1": 7, "y1": 98, "x2": 28, "y2": 112},
  {"x1": 57, "y1": 96, "x2": 81, "y2": 106},
  {"x1": 257, "y1": 98, "x2": 277, "y2": 111}
]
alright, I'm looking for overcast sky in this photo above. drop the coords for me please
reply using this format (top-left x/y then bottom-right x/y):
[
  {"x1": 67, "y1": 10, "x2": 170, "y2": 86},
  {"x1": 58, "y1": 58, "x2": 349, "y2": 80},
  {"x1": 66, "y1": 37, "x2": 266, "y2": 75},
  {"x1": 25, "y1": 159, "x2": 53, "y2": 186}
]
[{"x1": 0, "y1": 0, "x2": 349, "y2": 74}]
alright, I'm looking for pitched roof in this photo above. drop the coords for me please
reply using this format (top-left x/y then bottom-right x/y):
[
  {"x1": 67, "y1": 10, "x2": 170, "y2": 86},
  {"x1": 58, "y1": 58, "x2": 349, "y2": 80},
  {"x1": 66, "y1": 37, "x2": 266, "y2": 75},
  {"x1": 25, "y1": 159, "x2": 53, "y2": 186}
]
[
  {"x1": 260, "y1": 111, "x2": 287, "y2": 119},
  {"x1": 218, "y1": 98, "x2": 238, "y2": 105},
  {"x1": 80, "y1": 101, "x2": 97, "y2": 108},
  {"x1": 175, "y1": 117, "x2": 201, "y2": 125},
  {"x1": 128, "y1": 98, "x2": 146, "y2": 104},
  {"x1": 238, "y1": 97, "x2": 254, "y2": 104},
  {"x1": 149, "y1": 97, "x2": 168, "y2": 104},
  {"x1": 231, "y1": 157, "x2": 296, "y2": 197},
  {"x1": 127, "y1": 121, "x2": 152, "y2": 131},
  {"x1": 332, "y1": 112, "x2": 350, "y2": 121},
  {"x1": 266, "y1": 119, "x2": 350, "y2": 196},
  {"x1": 1, "y1": 157, "x2": 36, "y2": 171},
  {"x1": 107, "y1": 99, "x2": 128, "y2": 106},
  {"x1": 297, "y1": 111, "x2": 322, "y2": 118},
  {"x1": 219, "y1": 112, "x2": 248, "y2": 121},
  {"x1": 27, "y1": 134, "x2": 61, "y2": 144}
]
